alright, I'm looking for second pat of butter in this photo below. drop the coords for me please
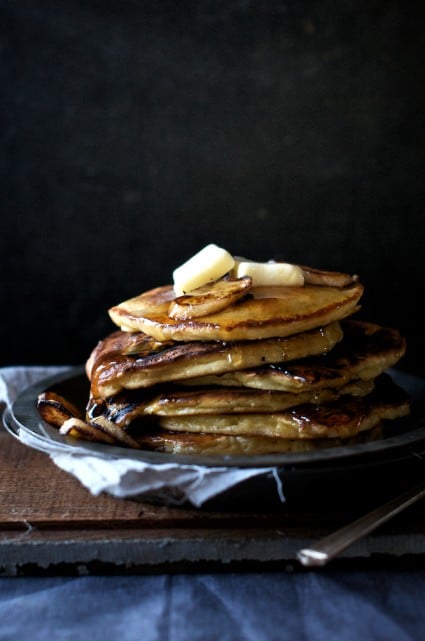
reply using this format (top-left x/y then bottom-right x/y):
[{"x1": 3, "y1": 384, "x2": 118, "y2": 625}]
[{"x1": 233, "y1": 260, "x2": 305, "y2": 287}]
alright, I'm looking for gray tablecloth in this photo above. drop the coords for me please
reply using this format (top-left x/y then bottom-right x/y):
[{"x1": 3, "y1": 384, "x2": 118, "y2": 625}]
[{"x1": 1, "y1": 570, "x2": 425, "y2": 641}]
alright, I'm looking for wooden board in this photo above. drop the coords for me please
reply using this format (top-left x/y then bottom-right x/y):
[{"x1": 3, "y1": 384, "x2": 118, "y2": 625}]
[{"x1": 1, "y1": 428, "x2": 425, "y2": 575}]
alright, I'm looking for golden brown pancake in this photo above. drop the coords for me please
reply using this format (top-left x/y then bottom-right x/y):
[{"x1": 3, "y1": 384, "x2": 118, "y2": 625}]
[
  {"x1": 88, "y1": 321, "x2": 343, "y2": 399},
  {"x1": 38, "y1": 376, "x2": 408, "y2": 454},
  {"x1": 108, "y1": 282, "x2": 363, "y2": 342},
  {"x1": 134, "y1": 424, "x2": 384, "y2": 456},
  {"x1": 36, "y1": 254, "x2": 410, "y2": 459},
  {"x1": 86, "y1": 378, "x2": 374, "y2": 428},
  {"x1": 157, "y1": 374, "x2": 410, "y2": 440},
  {"x1": 181, "y1": 320, "x2": 406, "y2": 392}
]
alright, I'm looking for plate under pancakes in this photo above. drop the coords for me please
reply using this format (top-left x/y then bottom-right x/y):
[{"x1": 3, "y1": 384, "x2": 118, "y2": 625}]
[{"x1": 40, "y1": 373, "x2": 409, "y2": 454}]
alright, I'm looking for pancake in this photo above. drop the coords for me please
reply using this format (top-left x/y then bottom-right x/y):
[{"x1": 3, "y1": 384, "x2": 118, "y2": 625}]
[
  {"x1": 108, "y1": 282, "x2": 363, "y2": 342},
  {"x1": 134, "y1": 424, "x2": 384, "y2": 456},
  {"x1": 180, "y1": 320, "x2": 406, "y2": 392},
  {"x1": 157, "y1": 374, "x2": 410, "y2": 440},
  {"x1": 86, "y1": 378, "x2": 374, "y2": 428},
  {"x1": 36, "y1": 249, "x2": 410, "y2": 458},
  {"x1": 88, "y1": 320, "x2": 343, "y2": 399},
  {"x1": 40, "y1": 375, "x2": 408, "y2": 454}
]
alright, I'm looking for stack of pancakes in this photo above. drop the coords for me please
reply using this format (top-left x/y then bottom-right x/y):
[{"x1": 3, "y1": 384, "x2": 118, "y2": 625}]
[{"x1": 37, "y1": 262, "x2": 409, "y2": 456}]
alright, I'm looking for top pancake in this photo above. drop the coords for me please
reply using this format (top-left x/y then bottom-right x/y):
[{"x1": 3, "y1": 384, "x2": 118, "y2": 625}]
[{"x1": 108, "y1": 282, "x2": 364, "y2": 342}]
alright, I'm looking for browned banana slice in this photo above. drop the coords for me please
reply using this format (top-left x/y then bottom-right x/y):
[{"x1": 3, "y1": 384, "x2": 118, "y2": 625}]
[
  {"x1": 59, "y1": 415, "x2": 141, "y2": 448},
  {"x1": 59, "y1": 417, "x2": 118, "y2": 444},
  {"x1": 37, "y1": 390, "x2": 141, "y2": 449},
  {"x1": 299, "y1": 264, "x2": 359, "y2": 288},
  {"x1": 168, "y1": 276, "x2": 252, "y2": 320},
  {"x1": 89, "y1": 416, "x2": 142, "y2": 448},
  {"x1": 37, "y1": 391, "x2": 83, "y2": 428}
]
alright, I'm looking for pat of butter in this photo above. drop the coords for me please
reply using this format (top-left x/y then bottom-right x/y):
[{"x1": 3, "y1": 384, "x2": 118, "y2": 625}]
[
  {"x1": 173, "y1": 243, "x2": 235, "y2": 296},
  {"x1": 233, "y1": 259, "x2": 304, "y2": 287}
]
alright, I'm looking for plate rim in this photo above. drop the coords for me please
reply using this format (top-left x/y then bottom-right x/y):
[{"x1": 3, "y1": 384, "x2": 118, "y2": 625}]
[{"x1": 4, "y1": 365, "x2": 425, "y2": 470}]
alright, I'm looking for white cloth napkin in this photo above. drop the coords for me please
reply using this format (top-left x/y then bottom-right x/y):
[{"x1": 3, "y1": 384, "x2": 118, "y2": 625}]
[{"x1": 0, "y1": 366, "x2": 283, "y2": 507}]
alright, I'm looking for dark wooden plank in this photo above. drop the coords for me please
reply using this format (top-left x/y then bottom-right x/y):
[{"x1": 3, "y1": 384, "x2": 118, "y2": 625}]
[
  {"x1": 0, "y1": 429, "x2": 342, "y2": 531},
  {"x1": 1, "y1": 428, "x2": 425, "y2": 575}
]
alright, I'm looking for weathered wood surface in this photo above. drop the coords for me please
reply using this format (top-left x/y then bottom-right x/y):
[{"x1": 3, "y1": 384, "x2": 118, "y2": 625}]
[{"x1": 1, "y1": 429, "x2": 424, "y2": 575}]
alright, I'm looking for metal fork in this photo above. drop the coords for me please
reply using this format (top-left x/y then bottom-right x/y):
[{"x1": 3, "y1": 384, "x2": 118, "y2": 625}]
[{"x1": 297, "y1": 480, "x2": 425, "y2": 567}]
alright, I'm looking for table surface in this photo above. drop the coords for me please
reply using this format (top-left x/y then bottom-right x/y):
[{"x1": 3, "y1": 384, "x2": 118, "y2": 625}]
[{"x1": 1, "y1": 427, "x2": 425, "y2": 576}]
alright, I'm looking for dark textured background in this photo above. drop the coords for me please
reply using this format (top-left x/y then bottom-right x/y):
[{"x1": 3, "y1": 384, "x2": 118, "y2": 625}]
[{"x1": 1, "y1": 1, "x2": 424, "y2": 373}]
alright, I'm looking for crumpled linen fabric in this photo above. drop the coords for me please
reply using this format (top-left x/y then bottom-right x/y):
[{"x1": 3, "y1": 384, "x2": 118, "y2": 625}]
[{"x1": 0, "y1": 366, "x2": 282, "y2": 507}]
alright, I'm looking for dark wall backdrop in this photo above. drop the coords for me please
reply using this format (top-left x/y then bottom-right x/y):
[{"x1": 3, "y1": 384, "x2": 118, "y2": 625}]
[{"x1": 1, "y1": 1, "x2": 424, "y2": 374}]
